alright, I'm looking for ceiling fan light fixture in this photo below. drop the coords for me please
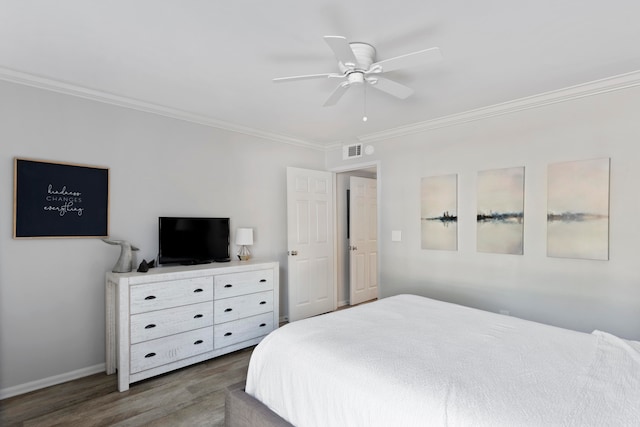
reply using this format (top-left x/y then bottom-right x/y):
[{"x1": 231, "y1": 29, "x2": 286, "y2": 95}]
[{"x1": 347, "y1": 71, "x2": 365, "y2": 85}]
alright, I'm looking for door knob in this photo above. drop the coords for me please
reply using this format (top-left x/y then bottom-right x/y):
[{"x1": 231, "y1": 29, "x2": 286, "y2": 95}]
[{"x1": 289, "y1": 250, "x2": 298, "y2": 256}]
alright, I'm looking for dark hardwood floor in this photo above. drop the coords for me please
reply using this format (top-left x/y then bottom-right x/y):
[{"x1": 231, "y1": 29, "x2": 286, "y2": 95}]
[{"x1": 0, "y1": 347, "x2": 253, "y2": 427}]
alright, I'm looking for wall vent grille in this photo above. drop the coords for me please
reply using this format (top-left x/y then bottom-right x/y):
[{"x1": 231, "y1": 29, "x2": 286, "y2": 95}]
[{"x1": 343, "y1": 143, "x2": 363, "y2": 160}]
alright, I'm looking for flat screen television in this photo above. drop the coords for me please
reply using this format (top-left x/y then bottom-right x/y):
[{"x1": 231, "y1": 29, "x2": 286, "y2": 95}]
[{"x1": 158, "y1": 217, "x2": 230, "y2": 265}]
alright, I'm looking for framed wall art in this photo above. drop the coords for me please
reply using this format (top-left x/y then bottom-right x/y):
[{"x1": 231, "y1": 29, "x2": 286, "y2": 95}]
[
  {"x1": 477, "y1": 166, "x2": 525, "y2": 255},
  {"x1": 547, "y1": 158, "x2": 610, "y2": 260},
  {"x1": 421, "y1": 174, "x2": 457, "y2": 251},
  {"x1": 13, "y1": 158, "x2": 110, "y2": 238}
]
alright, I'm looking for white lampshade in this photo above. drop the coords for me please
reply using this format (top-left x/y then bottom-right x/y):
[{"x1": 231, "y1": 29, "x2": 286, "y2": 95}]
[{"x1": 235, "y1": 228, "x2": 254, "y2": 246}]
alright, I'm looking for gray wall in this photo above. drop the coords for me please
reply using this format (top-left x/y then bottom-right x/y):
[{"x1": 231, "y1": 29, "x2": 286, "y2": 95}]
[
  {"x1": 0, "y1": 80, "x2": 324, "y2": 394},
  {"x1": 327, "y1": 81, "x2": 640, "y2": 341},
  {"x1": 3, "y1": 73, "x2": 640, "y2": 396}
]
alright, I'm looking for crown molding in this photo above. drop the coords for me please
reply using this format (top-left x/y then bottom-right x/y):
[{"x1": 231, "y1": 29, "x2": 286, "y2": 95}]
[
  {"x1": 0, "y1": 67, "x2": 326, "y2": 151},
  {"x1": 5, "y1": 67, "x2": 639, "y2": 151},
  {"x1": 358, "y1": 69, "x2": 640, "y2": 144}
]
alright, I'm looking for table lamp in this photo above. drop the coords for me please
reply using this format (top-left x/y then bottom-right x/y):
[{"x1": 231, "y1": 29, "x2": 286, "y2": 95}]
[{"x1": 236, "y1": 228, "x2": 253, "y2": 261}]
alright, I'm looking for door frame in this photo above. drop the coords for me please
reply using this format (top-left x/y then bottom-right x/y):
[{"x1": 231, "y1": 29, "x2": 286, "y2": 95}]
[{"x1": 330, "y1": 160, "x2": 382, "y2": 307}]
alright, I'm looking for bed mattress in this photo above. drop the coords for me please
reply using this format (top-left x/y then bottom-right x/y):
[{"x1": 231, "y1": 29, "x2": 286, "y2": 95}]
[{"x1": 245, "y1": 294, "x2": 640, "y2": 426}]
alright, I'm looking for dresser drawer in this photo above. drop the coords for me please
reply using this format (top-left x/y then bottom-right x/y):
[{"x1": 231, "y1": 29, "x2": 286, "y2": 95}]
[
  {"x1": 213, "y1": 291, "x2": 273, "y2": 324},
  {"x1": 214, "y1": 312, "x2": 274, "y2": 349},
  {"x1": 130, "y1": 277, "x2": 213, "y2": 314},
  {"x1": 130, "y1": 327, "x2": 214, "y2": 374},
  {"x1": 214, "y1": 270, "x2": 273, "y2": 299},
  {"x1": 130, "y1": 302, "x2": 213, "y2": 344}
]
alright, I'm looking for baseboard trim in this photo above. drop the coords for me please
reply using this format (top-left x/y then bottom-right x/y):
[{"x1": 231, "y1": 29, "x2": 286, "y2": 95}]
[{"x1": 0, "y1": 363, "x2": 105, "y2": 400}]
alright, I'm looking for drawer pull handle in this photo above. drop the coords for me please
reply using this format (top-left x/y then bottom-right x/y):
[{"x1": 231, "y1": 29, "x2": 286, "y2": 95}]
[
  {"x1": 259, "y1": 323, "x2": 267, "y2": 327},
  {"x1": 224, "y1": 332, "x2": 232, "y2": 337},
  {"x1": 194, "y1": 340, "x2": 204, "y2": 345},
  {"x1": 259, "y1": 279, "x2": 267, "y2": 283},
  {"x1": 145, "y1": 352, "x2": 156, "y2": 358},
  {"x1": 259, "y1": 301, "x2": 266, "y2": 305},
  {"x1": 224, "y1": 308, "x2": 233, "y2": 312},
  {"x1": 224, "y1": 284, "x2": 232, "y2": 288},
  {"x1": 194, "y1": 314, "x2": 203, "y2": 319},
  {"x1": 144, "y1": 295, "x2": 156, "y2": 300},
  {"x1": 144, "y1": 324, "x2": 156, "y2": 329},
  {"x1": 193, "y1": 288, "x2": 203, "y2": 293}
]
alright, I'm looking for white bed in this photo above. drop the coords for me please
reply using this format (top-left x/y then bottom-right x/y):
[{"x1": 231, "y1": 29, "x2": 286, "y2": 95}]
[{"x1": 244, "y1": 294, "x2": 640, "y2": 427}]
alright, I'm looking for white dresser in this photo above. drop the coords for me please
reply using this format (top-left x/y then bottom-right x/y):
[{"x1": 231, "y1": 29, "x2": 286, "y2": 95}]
[{"x1": 105, "y1": 260, "x2": 279, "y2": 391}]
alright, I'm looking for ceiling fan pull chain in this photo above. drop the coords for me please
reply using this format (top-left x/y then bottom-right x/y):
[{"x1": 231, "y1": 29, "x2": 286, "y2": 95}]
[{"x1": 363, "y1": 83, "x2": 368, "y2": 122}]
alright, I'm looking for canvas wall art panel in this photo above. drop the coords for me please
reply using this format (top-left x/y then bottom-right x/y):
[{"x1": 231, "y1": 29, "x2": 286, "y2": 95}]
[
  {"x1": 14, "y1": 158, "x2": 109, "y2": 238},
  {"x1": 547, "y1": 158, "x2": 610, "y2": 260},
  {"x1": 421, "y1": 174, "x2": 457, "y2": 250},
  {"x1": 477, "y1": 166, "x2": 525, "y2": 254}
]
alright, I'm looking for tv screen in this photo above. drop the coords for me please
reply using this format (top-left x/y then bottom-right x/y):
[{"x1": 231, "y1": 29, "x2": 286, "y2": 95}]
[{"x1": 158, "y1": 217, "x2": 230, "y2": 264}]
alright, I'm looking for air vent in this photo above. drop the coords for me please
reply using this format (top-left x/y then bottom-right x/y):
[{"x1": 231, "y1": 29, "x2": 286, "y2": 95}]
[{"x1": 343, "y1": 143, "x2": 363, "y2": 160}]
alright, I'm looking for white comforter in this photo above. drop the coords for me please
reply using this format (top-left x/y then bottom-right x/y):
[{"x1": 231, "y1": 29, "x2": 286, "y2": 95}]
[{"x1": 246, "y1": 294, "x2": 640, "y2": 427}]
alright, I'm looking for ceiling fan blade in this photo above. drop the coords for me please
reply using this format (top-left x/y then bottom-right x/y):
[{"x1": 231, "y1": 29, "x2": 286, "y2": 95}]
[
  {"x1": 367, "y1": 76, "x2": 414, "y2": 99},
  {"x1": 371, "y1": 47, "x2": 442, "y2": 73},
  {"x1": 324, "y1": 36, "x2": 357, "y2": 67},
  {"x1": 273, "y1": 73, "x2": 338, "y2": 83},
  {"x1": 323, "y1": 82, "x2": 351, "y2": 106}
]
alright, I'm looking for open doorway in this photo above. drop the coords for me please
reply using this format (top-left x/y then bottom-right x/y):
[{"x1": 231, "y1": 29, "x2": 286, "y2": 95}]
[{"x1": 336, "y1": 165, "x2": 378, "y2": 307}]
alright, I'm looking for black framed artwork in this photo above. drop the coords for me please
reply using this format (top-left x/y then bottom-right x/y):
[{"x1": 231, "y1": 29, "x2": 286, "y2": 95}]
[{"x1": 13, "y1": 158, "x2": 110, "y2": 238}]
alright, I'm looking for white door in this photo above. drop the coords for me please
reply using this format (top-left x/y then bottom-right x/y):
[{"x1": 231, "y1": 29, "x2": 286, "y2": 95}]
[
  {"x1": 349, "y1": 176, "x2": 378, "y2": 305},
  {"x1": 287, "y1": 167, "x2": 336, "y2": 322}
]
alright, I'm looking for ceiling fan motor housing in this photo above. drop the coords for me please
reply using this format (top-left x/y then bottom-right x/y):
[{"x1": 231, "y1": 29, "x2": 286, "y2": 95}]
[
  {"x1": 340, "y1": 42, "x2": 376, "y2": 71},
  {"x1": 337, "y1": 42, "x2": 376, "y2": 85}
]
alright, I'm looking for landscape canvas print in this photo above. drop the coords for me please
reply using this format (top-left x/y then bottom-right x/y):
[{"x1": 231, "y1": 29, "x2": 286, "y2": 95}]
[
  {"x1": 477, "y1": 166, "x2": 525, "y2": 254},
  {"x1": 421, "y1": 174, "x2": 457, "y2": 250},
  {"x1": 547, "y1": 158, "x2": 610, "y2": 260}
]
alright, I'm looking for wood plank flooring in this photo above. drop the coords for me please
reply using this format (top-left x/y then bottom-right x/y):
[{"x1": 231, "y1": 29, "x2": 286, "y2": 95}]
[{"x1": 0, "y1": 346, "x2": 253, "y2": 427}]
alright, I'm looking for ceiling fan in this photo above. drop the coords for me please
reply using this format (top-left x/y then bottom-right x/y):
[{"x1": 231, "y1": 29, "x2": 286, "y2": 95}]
[{"x1": 273, "y1": 36, "x2": 443, "y2": 108}]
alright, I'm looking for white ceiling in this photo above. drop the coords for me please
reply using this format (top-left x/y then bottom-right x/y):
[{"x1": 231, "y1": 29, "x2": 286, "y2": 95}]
[{"x1": 2, "y1": 1, "x2": 640, "y2": 149}]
